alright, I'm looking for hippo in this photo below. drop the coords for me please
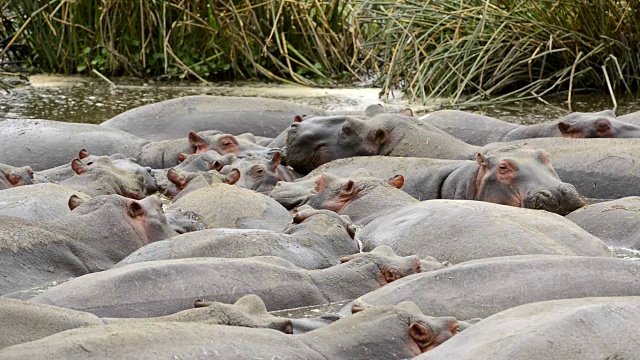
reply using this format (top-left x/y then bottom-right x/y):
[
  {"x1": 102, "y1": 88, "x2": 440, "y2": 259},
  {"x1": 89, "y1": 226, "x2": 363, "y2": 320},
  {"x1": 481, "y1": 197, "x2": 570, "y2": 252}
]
[
  {"x1": 115, "y1": 206, "x2": 360, "y2": 270},
  {"x1": 416, "y1": 297, "x2": 640, "y2": 360},
  {"x1": 0, "y1": 295, "x2": 293, "y2": 350},
  {"x1": 343, "y1": 255, "x2": 640, "y2": 320},
  {"x1": 59, "y1": 157, "x2": 157, "y2": 199},
  {"x1": 35, "y1": 150, "x2": 128, "y2": 183},
  {"x1": 271, "y1": 172, "x2": 608, "y2": 262},
  {"x1": 284, "y1": 112, "x2": 478, "y2": 174},
  {"x1": 163, "y1": 168, "x2": 239, "y2": 200},
  {"x1": 0, "y1": 195, "x2": 196, "y2": 296},
  {"x1": 30, "y1": 246, "x2": 422, "y2": 317},
  {"x1": 306, "y1": 145, "x2": 585, "y2": 208},
  {"x1": 0, "y1": 305, "x2": 455, "y2": 360},
  {"x1": 169, "y1": 183, "x2": 291, "y2": 231},
  {"x1": 188, "y1": 131, "x2": 274, "y2": 157},
  {"x1": 421, "y1": 109, "x2": 640, "y2": 145},
  {"x1": 0, "y1": 163, "x2": 34, "y2": 190},
  {"x1": 0, "y1": 184, "x2": 90, "y2": 222},
  {"x1": 220, "y1": 152, "x2": 300, "y2": 194},
  {"x1": 100, "y1": 95, "x2": 329, "y2": 141},
  {"x1": 152, "y1": 151, "x2": 236, "y2": 192},
  {"x1": 566, "y1": 197, "x2": 640, "y2": 250}
]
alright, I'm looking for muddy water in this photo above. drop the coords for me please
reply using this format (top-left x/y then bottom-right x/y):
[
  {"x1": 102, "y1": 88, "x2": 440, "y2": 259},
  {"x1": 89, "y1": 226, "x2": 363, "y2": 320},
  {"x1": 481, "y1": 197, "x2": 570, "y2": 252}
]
[{"x1": 2, "y1": 75, "x2": 640, "y2": 123}]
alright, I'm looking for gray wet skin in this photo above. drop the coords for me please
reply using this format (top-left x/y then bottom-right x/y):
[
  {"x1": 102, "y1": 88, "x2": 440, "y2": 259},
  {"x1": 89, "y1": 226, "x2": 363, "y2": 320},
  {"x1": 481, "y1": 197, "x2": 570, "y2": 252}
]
[
  {"x1": 342, "y1": 255, "x2": 640, "y2": 321},
  {"x1": 29, "y1": 245, "x2": 422, "y2": 317},
  {"x1": 0, "y1": 195, "x2": 190, "y2": 296},
  {"x1": 0, "y1": 305, "x2": 454, "y2": 360},
  {"x1": 416, "y1": 297, "x2": 640, "y2": 360},
  {"x1": 284, "y1": 112, "x2": 478, "y2": 174},
  {"x1": 100, "y1": 95, "x2": 329, "y2": 141},
  {"x1": 0, "y1": 184, "x2": 91, "y2": 222},
  {"x1": 566, "y1": 196, "x2": 640, "y2": 249},
  {"x1": 59, "y1": 156, "x2": 157, "y2": 199},
  {"x1": 0, "y1": 163, "x2": 34, "y2": 190},
  {"x1": 270, "y1": 172, "x2": 609, "y2": 263},
  {"x1": 422, "y1": 109, "x2": 640, "y2": 146},
  {"x1": 115, "y1": 206, "x2": 359, "y2": 270}
]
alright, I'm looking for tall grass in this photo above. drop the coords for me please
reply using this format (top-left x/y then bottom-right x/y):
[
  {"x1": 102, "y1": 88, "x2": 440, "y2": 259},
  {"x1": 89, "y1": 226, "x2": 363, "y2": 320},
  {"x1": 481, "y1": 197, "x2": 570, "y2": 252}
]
[
  {"x1": 1, "y1": 0, "x2": 369, "y2": 86},
  {"x1": 356, "y1": 0, "x2": 640, "y2": 107}
]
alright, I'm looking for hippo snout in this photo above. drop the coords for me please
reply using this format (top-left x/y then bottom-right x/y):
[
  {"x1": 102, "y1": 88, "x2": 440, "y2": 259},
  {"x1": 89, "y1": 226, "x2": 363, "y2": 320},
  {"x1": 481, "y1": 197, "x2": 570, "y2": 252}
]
[{"x1": 524, "y1": 184, "x2": 585, "y2": 215}]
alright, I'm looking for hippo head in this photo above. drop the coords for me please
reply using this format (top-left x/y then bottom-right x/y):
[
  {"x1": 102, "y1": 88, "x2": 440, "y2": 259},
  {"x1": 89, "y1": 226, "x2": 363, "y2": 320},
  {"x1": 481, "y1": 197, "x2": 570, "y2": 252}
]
[
  {"x1": 176, "y1": 151, "x2": 234, "y2": 172},
  {"x1": 292, "y1": 205, "x2": 357, "y2": 240},
  {"x1": 68, "y1": 194, "x2": 181, "y2": 246},
  {"x1": 340, "y1": 245, "x2": 422, "y2": 285},
  {"x1": 0, "y1": 163, "x2": 34, "y2": 189},
  {"x1": 350, "y1": 301, "x2": 460, "y2": 353},
  {"x1": 471, "y1": 146, "x2": 585, "y2": 215},
  {"x1": 270, "y1": 171, "x2": 405, "y2": 211},
  {"x1": 189, "y1": 132, "x2": 240, "y2": 154},
  {"x1": 557, "y1": 110, "x2": 640, "y2": 138},
  {"x1": 164, "y1": 168, "x2": 240, "y2": 199},
  {"x1": 221, "y1": 153, "x2": 282, "y2": 194},
  {"x1": 164, "y1": 208, "x2": 206, "y2": 234},
  {"x1": 191, "y1": 295, "x2": 293, "y2": 333},
  {"x1": 70, "y1": 157, "x2": 151, "y2": 200},
  {"x1": 285, "y1": 115, "x2": 389, "y2": 173}
]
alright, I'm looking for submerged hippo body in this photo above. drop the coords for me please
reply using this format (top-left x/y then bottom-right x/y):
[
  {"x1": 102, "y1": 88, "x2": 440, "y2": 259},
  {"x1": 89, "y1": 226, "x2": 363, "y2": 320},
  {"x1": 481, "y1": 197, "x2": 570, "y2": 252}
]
[
  {"x1": 417, "y1": 297, "x2": 640, "y2": 360},
  {"x1": 285, "y1": 113, "x2": 478, "y2": 174},
  {"x1": 0, "y1": 184, "x2": 90, "y2": 222},
  {"x1": 101, "y1": 96, "x2": 328, "y2": 141},
  {"x1": 566, "y1": 197, "x2": 640, "y2": 249},
  {"x1": 0, "y1": 195, "x2": 185, "y2": 296},
  {"x1": 423, "y1": 110, "x2": 640, "y2": 146},
  {"x1": 0, "y1": 305, "x2": 448, "y2": 360},
  {"x1": 30, "y1": 247, "x2": 421, "y2": 317},
  {"x1": 345, "y1": 256, "x2": 640, "y2": 320},
  {"x1": 169, "y1": 183, "x2": 291, "y2": 231},
  {"x1": 116, "y1": 207, "x2": 359, "y2": 270}
]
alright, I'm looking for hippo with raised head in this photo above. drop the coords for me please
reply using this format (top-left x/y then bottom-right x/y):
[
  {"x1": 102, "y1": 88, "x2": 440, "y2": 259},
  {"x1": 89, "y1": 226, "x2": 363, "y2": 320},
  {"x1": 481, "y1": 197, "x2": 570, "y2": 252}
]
[
  {"x1": 116, "y1": 206, "x2": 359, "y2": 269},
  {"x1": 30, "y1": 246, "x2": 421, "y2": 317},
  {"x1": 59, "y1": 157, "x2": 157, "y2": 199},
  {"x1": 0, "y1": 305, "x2": 455, "y2": 360},
  {"x1": 270, "y1": 173, "x2": 607, "y2": 263},
  {"x1": 284, "y1": 112, "x2": 478, "y2": 174},
  {"x1": 0, "y1": 195, "x2": 199, "y2": 296},
  {"x1": 169, "y1": 183, "x2": 291, "y2": 231},
  {"x1": 0, "y1": 163, "x2": 34, "y2": 190},
  {"x1": 416, "y1": 296, "x2": 640, "y2": 360},
  {"x1": 100, "y1": 95, "x2": 329, "y2": 141},
  {"x1": 343, "y1": 255, "x2": 640, "y2": 320},
  {"x1": 566, "y1": 197, "x2": 640, "y2": 250},
  {"x1": 422, "y1": 109, "x2": 640, "y2": 145}
]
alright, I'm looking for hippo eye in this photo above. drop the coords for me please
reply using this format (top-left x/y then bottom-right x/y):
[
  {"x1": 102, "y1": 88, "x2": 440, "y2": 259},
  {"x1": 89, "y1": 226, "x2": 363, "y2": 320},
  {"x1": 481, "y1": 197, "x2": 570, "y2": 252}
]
[{"x1": 86, "y1": 162, "x2": 94, "y2": 166}]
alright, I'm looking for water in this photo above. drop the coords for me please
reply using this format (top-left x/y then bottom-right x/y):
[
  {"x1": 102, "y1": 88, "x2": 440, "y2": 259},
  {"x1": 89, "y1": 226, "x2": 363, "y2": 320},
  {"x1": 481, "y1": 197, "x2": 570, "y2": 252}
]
[{"x1": 1, "y1": 75, "x2": 639, "y2": 124}]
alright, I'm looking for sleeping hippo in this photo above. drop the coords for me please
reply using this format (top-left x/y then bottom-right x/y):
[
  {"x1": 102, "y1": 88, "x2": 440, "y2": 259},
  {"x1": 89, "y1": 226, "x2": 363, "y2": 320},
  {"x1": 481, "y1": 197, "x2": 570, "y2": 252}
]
[
  {"x1": 421, "y1": 109, "x2": 640, "y2": 145},
  {"x1": 0, "y1": 195, "x2": 197, "y2": 296},
  {"x1": 284, "y1": 112, "x2": 478, "y2": 174},
  {"x1": 343, "y1": 255, "x2": 640, "y2": 320},
  {"x1": 0, "y1": 163, "x2": 34, "y2": 190},
  {"x1": 115, "y1": 206, "x2": 360, "y2": 270},
  {"x1": 0, "y1": 304, "x2": 454, "y2": 360},
  {"x1": 30, "y1": 246, "x2": 422, "y2": 317},
  {"x1": 271, "y1": 172, "x2": 608, "y2": 263},
  {"x1": 416, "y1": 296, "x2": 640, "y2": 360},
  {"x1": 100, "y1": 95, "x2": 329, "y2": 141}
]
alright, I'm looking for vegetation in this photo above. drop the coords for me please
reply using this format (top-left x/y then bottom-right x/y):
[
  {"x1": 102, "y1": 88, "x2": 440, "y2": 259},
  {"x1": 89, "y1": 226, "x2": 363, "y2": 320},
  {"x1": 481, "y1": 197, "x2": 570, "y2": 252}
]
[{"x1": 2, "y1": 0, "x2": 640, "y2": 106}]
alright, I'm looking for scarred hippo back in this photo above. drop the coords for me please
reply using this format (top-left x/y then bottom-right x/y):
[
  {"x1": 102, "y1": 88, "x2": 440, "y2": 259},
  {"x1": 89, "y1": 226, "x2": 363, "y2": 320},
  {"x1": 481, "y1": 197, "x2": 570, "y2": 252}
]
[
  {"x1": 0, "y1": 119, "x2": 150, "y2": 171},
  {"x1": 101, "y1": 96, "x2": 328, "y2": 141}
]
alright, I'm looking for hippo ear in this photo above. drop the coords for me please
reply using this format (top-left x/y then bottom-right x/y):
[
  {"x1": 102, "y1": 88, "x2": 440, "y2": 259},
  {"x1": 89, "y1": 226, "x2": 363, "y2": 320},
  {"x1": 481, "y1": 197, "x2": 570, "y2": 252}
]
[
  {"x1": 409, "y1": 322, "x2": 436, "y2": 352},
  {"x1": 399, "y1": 107, "x2": 414, "y2": 117},
  {"x1": 71, "y1": 159, "x2": 89, "y2": 175},
  {"x1": 341, "y1": 180, "x2": 357, "y2": 196},
  {"x1": 475, "y1": 152, "x2": 489, "y2": 167},
  {"x1": 78, "y1": 149, "x2": 90, "y2": 159},
  {"x1": 339, "y1": 254, "x2": 358, "y2": 263},
  {"x1": 210, "y1": 160, "x2": 224, "y2": 172},
  {"x1": 223, "y1": 169, "x2": 241, "y2": 185},
  {"x1": 127, "y1": 202, "x2": 145, "y2": 218},
  {"x1": 167, "y1": 169, "x2": 187, "y2": 188},
  {"x1": 177, "y1": 153, "x2": 188, "y2": 163},
  {"x1": 188, "y1": 131, "x2": 205, "y2": 146},
  {"x1": 371, "y1": 128, "x2": 388, "y2": 145},
  {"x1": 558, "y1": 121, "x2": 573, "y2": 135},
  {"x1": 293, "y1": 115, "x2": 304, "y2": 123},
  {"x1": 68, "y1": 195, "x2": 85, "y2": 211},
  {"x1": 271, "y1": 152, "x2": 281, "y2": 171},
  {"x1": 388, "y1": 175, "x2": 404, "y2": 189},
  {"x1": 351, "y1": 304, "x2": 367, "y2": 314}
]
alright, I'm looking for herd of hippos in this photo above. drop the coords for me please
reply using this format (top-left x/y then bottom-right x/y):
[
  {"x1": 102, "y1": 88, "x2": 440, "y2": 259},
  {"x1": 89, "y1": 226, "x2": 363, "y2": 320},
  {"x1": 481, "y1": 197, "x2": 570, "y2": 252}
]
[{"x1": 2, "y1": 95, "x2": 640, "y2": 359}]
